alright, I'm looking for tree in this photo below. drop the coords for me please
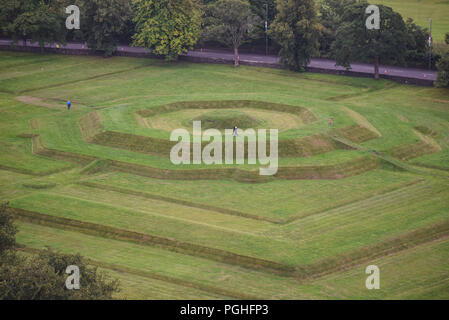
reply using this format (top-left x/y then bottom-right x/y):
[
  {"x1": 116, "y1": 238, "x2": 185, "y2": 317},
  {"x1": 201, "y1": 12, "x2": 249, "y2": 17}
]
[
  {"x1": 332, "y1": 2, "x2": 408, "y2": 79},
  {"x1": 436, "y1": 51, "x2": 449, "y2": 88},
  {"x1": 0, "y1": 249, "x2": 120, "y2": 299},
  {"x1": 404, "y1": 18, "x2": 429, "y2": 68},
  {"x1": 0, "y1": 0, "x2": 67, "y2": 50},
  {"x1": 248, "y1": 0, "x2": 276, "y2": 23},
  {"x1": 201, "y1": 0, "x2": 276, "y2": 53},
  {"x1": 203, "y1": 0, "x2": 261, "y2": 67},
  {"x1": 0, "y1": 203, "x2": 120, "y2": 299},
  {"x1": 81, "y1": 0, "x2": 132, "y2": 56},
  {"x1": 0, "y1": 0, "x2": 23, "y2": 38},
  {"x1": 132, "y1": 0, "x2": 203, "y2": 61},
  {"x1": 248, "y1": 0, "x2": 277, "y2": 53},
  {"x1": 317, "y1": 0, "x2": 356, "y2": 58},
  {"x1": 269, "y1": 0, "x2": 320, "y2": 71},
  {"x1": 247, "y1": 0, "x2": 276, "y2": 39}
]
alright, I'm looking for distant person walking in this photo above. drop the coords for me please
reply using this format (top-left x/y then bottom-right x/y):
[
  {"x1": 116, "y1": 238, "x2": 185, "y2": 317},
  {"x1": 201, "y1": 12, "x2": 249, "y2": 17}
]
[
  {"x1": 67, "y1": 100, "x2": 71, "y2": 110},
  {"x1": 232, "y1": 125, "x2": 238, "y2": 136},
  {"x1": 328, "y1": 117, "x2": 334, "y2": 127}
]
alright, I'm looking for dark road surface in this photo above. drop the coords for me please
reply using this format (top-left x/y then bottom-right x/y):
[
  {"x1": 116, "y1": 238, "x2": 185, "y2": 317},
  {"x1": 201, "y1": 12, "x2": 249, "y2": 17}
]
[{"x1": 0, "y1": 39, "x2": 437, "y2": 82}]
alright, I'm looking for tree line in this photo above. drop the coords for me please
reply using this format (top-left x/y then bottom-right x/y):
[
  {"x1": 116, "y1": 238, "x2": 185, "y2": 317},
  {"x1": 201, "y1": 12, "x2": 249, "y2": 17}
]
[{"x1": 0, "y1": 0, "x2": 448, "y2": 85}]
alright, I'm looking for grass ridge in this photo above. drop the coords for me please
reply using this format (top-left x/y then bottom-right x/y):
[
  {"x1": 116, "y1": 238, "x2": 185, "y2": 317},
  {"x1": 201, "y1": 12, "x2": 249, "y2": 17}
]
[
  {"x1": 10, "y1": 207, "x2": 449, "y2": 282},
  {"x1": 9, "y1": 207, "x2": 296, "y2": 276},
  {"x1": 18, "y1": 246, "x2": 261, "y2": 300},
  {"x1": 77, "y1": 181, "x2": 283, "y2": 224}
]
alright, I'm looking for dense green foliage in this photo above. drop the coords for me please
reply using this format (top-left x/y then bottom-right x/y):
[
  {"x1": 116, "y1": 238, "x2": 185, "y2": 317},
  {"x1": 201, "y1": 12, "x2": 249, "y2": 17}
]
[
  {"x1": 0, "y1": 0, "x2": 67, "y2": 49},
  {"x1": 318, "y1": 0, "x2": 430, "y2": 69},
  {"x1": 0, "y1": 203, "x2": 120, "y2": 299},
  {"x1": 436, "y1": 51, "x2": 449, "y2": 88},
  {"x1": 81, "y1": 0, "x2": 132, "y2": 56},
  {"x1": 404, "y1": 18, "x2": 430, "y2": 68},
  {"x1": 317, "y1": 0, "x2": 352, "y2": 58},
  {"x1": 332, "y1": 2, "x2": 408, "y2": 79},
  {"x1": 269, "y1": 0, "x2": 319, "y2": 71},
  {"x1": 203, "y1": 0, "x2": 261, "y2": 66},
  {"x1": 0, "y1": 249, "x2": 120, "y2": 299},
  {"x1": 132, "y1": 0, "x2": 203, "y2": 60}
]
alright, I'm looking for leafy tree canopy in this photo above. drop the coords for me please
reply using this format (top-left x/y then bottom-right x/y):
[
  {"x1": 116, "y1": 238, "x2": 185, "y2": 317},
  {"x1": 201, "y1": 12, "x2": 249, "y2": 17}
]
[
  {"x1": 0, "y1": 203, "x2": 120, "y2": 300},
  {"x1": 203, "y1": 0, "x2": 261, "y2": 67},
  {"x1": 404, "y1": 18, "x2": 429, "y2": 68},
  {"x1": 0, "y1": 0, "x2": 67, "y2": 49},
  {"x1": 80, "y1": 0, "x2": 132, "y2": 56},
  {"x1": 269, "y1": 0, "x2": 320, "y2": 71},
  {"x1": 332, "y1": 1, "x2": 408, "y2": 79},
  {"x1": 436, "y1": 51, "x2": 449, "y2": 88},
  {"x1": 132, "y1": 0, "x2": 203, "y2": 61}
]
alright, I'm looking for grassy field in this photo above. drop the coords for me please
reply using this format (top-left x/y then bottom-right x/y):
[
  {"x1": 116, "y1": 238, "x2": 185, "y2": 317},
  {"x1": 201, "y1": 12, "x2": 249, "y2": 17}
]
[
  {"x1": 0, "y1": 50, "x2": 448, "y2": 299},
  {"x1": 378, "y1": 0, "x2": 449, "y2": 42}
]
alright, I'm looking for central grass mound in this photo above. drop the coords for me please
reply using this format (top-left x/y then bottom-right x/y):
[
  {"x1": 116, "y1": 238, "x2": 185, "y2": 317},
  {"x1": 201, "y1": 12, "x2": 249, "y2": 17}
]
[{"x1": 189, "y1": 109, "x2": 262, "y2": 130}]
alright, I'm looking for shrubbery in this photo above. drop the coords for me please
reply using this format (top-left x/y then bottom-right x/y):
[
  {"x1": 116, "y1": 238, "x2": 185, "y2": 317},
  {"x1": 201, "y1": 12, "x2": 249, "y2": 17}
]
[
  {"x1": 436, "y1": 51, "x2": 449, "y2": 87},
  {"x1": 0, "y1": 203, "x2": 120, "y2": 300}
]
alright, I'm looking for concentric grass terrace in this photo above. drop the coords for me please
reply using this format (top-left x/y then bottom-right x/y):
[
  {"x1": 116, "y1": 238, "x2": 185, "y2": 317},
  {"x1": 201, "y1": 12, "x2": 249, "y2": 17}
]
[{"x1": 0, "y1": 51, "x2": 448, "y2": 299}]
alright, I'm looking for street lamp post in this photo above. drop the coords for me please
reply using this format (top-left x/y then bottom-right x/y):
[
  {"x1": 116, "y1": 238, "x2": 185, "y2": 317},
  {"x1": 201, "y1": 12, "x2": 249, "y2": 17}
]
[
  {"x1": 428, "y1": 18, "x2": 432, "y2": 70},
  {"x1": 264, "y1": 3, "x2": 268, "y2": 56}
]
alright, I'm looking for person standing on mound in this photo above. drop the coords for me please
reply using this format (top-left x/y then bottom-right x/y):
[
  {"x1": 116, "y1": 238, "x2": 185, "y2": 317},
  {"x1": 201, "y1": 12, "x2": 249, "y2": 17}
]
[
  {"x1": 329, "y1": 117, "x2": 334, "y2": 127},
  {"x1": 232, "y1": 125, "x2": 238, "y2": 136},
  {"x1": 67, "y1": 100, "x2": 71, "y2": 110}
]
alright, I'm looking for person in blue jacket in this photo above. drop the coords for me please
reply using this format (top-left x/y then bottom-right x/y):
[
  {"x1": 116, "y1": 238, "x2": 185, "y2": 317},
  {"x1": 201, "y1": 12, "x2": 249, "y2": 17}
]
[{"x1": 67, "y1": 100, "x2": 71, "y2": 110}]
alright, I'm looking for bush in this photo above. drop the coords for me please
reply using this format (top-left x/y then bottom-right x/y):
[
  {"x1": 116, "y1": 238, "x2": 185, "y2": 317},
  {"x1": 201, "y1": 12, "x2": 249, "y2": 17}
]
[
  {"x1": 404, "y1": 18, "x2": 429, "y2": 68},
  {"x1": 436, "y1": 51, "x2": 449, "y2": 88},
  {"x1": 0, "y1": 203, "x2": 120, "y2": 299}
]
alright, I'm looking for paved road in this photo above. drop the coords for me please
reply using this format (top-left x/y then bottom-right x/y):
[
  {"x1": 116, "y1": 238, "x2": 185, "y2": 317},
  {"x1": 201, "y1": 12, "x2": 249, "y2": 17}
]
[{"x1": 0, "y1": 39, "x2": 437, "y2": 81}]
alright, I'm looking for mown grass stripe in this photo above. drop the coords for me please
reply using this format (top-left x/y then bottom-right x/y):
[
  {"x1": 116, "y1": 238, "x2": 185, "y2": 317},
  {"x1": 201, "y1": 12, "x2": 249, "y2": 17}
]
[
  {"x1": 11, "y1": 207, "x2": 449, "y2": 282},
  {"x1": 8, "y1": 207, "x2": 296, "y2": 277},
  {"x1": 17, "y1": 65, "x2": 150, "y2": 95},
  {"x1": 330, "y1": 134, "x2": 448, "y2": 179},
  {"x1": 292, "y1": 181, "x2": 442, "y2": 236},
  {"x1": 299, "y1": 188, "x2": 444, "y2": 239},
  {"x1": 18, "y1": 246, "x2": 261, "y2": 300},
  {"x1": 77, "y1": 181, "x2": 283, "y2": 224},
  {"x1": 283, "y1": 178, "x2": 425, "y2": 223},
  {"x1": 295, "y1": 219, "x2": 449, "y2": 280},
  {"x1": 78, "y1": 178, "x2": 426, "y2": 226},
  {"x1": 0, "y1": 163, "x2": 73, "y2": 177}
]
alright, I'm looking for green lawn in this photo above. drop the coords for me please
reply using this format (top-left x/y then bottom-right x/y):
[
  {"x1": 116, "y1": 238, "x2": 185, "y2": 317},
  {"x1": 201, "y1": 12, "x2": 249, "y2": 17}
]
[
  {"x1": 16, "y1": 222, "x2": 449, "y2": 299},
  {"x1": 0, "y1": 51, "x2": 448, "y2": 299},
  {"x1": 377, "y1": 0, "x2": 449, "y2": 42}
]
